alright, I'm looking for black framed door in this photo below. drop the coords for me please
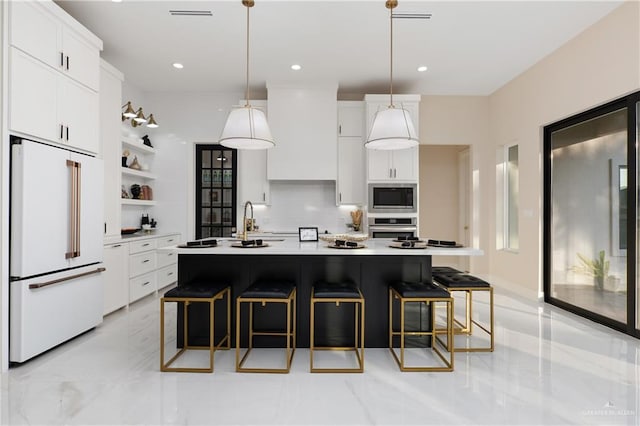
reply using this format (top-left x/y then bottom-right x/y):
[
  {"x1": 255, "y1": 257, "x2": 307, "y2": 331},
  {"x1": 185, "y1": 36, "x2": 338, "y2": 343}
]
[
  {"x1": 195, "y1": 144, "x2": 237, "y2": 239},
  {"x1": 543, "y1": 91, "x2": 640, "y2": 338}
]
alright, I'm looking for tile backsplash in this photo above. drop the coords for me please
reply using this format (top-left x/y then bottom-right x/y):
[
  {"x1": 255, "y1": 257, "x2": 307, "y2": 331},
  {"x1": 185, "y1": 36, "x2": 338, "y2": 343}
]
[{"x1": 249, "y1": 181, "x2": 359, "y2": 234}]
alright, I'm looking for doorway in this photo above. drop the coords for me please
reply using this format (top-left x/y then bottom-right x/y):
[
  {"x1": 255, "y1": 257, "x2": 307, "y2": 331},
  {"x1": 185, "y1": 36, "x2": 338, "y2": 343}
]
[{"x1": 419, "y1": 145, "x2": 472, "y2": 272}]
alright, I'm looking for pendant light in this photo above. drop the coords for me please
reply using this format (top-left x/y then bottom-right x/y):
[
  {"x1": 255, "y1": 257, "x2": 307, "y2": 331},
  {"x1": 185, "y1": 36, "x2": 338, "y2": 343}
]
[
  {"x1": 219, "y1": 0, "x2": 275, "y2": 150},
  {"x1": 365, "y1": 0, "x2": 419, "y2": 150}
]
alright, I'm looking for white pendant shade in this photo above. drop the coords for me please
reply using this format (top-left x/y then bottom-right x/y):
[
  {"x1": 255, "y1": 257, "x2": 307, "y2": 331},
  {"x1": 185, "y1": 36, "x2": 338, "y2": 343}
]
[
  {"x1": 365, "y1": 106, "x2": 419, "y2": 150},
  {"x1": 219, "y1": 106, "x2": 275, "y2": 150}
]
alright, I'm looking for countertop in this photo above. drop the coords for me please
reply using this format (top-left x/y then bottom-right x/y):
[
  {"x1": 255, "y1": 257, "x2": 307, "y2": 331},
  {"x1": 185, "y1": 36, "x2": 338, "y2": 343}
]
[
  {"x1": 160, "y1": 238, "x2": 483, "y2": 256},
  {"x1": 103, "y1": 230, "x2": 181, "y2": 245}
]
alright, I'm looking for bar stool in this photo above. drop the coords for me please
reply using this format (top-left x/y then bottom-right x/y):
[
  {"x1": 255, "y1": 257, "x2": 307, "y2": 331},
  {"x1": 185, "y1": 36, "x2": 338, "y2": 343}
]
[
  {"x1": 160, "y1": 282, "x2": 231, "y2": 373},
  {"x1": 431, "y1": 266, "x2": 462, "y2": 275},
  {"x1": 236, "y1": 280, "x2": 296, "y2": 373},
  {"x1": 432, "y1": 273, "x2": 494, "y2": 352},
  {"x1": 389, "y1": 281, "x2": 454, "y2": 372},
  {"x1": 310, "y1": 281, "x2": 365, "y2": 373}
]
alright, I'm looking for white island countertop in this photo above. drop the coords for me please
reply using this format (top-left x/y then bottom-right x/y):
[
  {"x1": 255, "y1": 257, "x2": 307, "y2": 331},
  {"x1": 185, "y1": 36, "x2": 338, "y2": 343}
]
[{"x1": 160, "y1": 238, "x2": 483, "y2": 257}]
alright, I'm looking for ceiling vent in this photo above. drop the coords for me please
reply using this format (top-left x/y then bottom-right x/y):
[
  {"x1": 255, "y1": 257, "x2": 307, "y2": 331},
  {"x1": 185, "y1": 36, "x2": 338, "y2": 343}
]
[{"x1": 169, "y1": 10, "x2": 213, "y2": 16}]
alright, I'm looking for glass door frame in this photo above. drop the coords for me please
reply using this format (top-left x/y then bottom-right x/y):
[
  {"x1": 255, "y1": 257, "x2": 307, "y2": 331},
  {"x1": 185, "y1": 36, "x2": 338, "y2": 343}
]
[{"x1": 543, "y1": 91, "x2": 640, "y2": 338}]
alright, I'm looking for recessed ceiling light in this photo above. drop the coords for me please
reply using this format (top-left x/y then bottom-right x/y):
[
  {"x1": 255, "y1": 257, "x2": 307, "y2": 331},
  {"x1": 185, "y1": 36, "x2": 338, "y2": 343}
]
[
  {"x1": 291, "y1": 64, "x2": 302, "y2": 71},
  {"x1": 417, "y1": 66, "x2": 428, "y2": 72},
  {"x1": 172, "y1": 63, "x2": 184, "y2": 69}
]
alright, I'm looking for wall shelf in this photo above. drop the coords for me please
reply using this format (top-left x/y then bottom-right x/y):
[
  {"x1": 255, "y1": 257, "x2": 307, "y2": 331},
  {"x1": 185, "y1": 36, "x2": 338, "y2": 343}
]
[
  {"x1": 121, "y1": 199, "x2": 156, "y2": 206},
  {"x1": 121, "y1": 168, "x2": 156, "y2": 180},
  {"x1": 122, "y1": 136, "x2": 155, "y2": 154}
]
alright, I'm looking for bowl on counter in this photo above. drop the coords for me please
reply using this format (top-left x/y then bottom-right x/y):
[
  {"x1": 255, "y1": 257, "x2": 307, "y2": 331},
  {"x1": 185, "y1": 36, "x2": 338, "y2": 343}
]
[{"x1": 319, "y1": 233, "x2": 369, "y2": 243}]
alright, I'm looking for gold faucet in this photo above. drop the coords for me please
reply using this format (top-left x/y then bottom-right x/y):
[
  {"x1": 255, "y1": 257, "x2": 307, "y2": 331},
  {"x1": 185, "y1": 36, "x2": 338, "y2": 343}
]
[{"x1": 242, "y1": 200, "x2": 254, "y2": 241}]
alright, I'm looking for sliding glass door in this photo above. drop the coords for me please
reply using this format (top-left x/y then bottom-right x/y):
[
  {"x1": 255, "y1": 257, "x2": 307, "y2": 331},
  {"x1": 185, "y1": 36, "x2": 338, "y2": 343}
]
[{"x1": 544, "y1": 92, "x2": 640, "y2": 337}]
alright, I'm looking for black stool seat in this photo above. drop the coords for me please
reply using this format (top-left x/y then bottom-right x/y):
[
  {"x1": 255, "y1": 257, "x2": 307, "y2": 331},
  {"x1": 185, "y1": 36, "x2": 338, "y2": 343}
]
[
  {"x1": 391, "y1": 281, "x2": 450, "y2": 298},
  {"x1": 433, "y1": 274, "x2": 490, "y2": 288},
  {"x1": 164, "y1": 282, "x2": 229, "y2": 299},
  {"x1": 432, "y1": 266, "x2": 462, "y2": 275},
  {"x1": 313, "y1": 281, "x2": 361, "y2": 298},
  {"x1": 240, "y1": 280, "x2": 295, "y2": 298}
]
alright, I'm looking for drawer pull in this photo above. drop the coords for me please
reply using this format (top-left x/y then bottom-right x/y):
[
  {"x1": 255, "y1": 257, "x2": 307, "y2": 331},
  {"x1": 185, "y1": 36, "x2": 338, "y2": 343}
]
[
  {"x1": 142, "y1": 259, "x2": 150, "y2": 263},
  {"x1": 168, "y1": 253, "x2": 174, "y2": 256},
  {"x1": 142, "y1": 243, "x2": 150, "y2": 247},
  {"x1": 167, "y1": 272, "x2": 174, "y2": 276},
  {"x1": 112, "y1": 244, "x2": 122, "y2": 248},
  {"x1": 167, "y1": 239, "x2": 174, "y2": 243},
  {"x1": 142, "y1": 281, "x2": 151, "y2": 286}
]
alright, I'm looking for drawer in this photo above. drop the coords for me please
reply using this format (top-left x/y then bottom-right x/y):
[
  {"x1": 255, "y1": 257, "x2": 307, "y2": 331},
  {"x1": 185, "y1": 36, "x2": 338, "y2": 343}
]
[
  {"x1": 156, "y1": 250, "x2": 177, "y2": 269},
  {"x1": 129, "y1": 251, "x2": 156, "y2": 278},
  {"x1": 129, "y1": 239, "x2": 157, "y2": 254},
  {"x1": 157, "y1": 264, "x2": 178, "y2": 289},
  {"x1": 129, "y1": 272, "x2": 156, "y2": 303},
  {"x1": 156, "y1": 234, "x2": 180, "y2": 248}
]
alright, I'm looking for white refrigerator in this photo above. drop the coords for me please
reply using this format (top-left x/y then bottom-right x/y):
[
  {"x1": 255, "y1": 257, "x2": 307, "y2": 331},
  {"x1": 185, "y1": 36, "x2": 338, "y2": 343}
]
[{"x1": 10, "y1": 137, "x2": 105, "y2": 363}]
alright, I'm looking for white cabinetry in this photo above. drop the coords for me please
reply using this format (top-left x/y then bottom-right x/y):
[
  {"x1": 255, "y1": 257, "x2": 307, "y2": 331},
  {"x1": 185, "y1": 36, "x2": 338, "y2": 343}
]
[
  {"x1": 365, "y1": 95, "x2": 420, "y2": 182},
  {"x1": 8, "y1": 1, "x2": 101, "y2": 154},
  {"x1": 9, "y1": 0, "x2": 100, "y2": 90},
  {"x1": 100, "y1": 60, "x2": 124, "y2": 239},
  {"x1": 337, "y1": 101, "x2": 365, "y2": 205},
  {"x1": 102, "y1": 233, "x2": 180, "y2": 312},
  {"x1": 9, "y1": 48, "x2": 99, "y2": 154},
  {"x1": 238, "y1": 100, "x2": 270, "y2": 205},
  {"x1": 103, "y1": 243, "x2": 128, "y2": 315},
  {"x1": 267, "y1": 85, "x2": 338, "y2": 180}
]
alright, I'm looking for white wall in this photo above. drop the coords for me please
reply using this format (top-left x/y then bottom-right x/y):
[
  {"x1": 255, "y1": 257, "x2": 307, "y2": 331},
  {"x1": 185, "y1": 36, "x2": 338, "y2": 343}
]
[
  {"x1": 487, "y1": 0, "x2": 640, "y2": 293},
  {"x1": 1, "y1": 0, "x2": 8, "y2": 372}
]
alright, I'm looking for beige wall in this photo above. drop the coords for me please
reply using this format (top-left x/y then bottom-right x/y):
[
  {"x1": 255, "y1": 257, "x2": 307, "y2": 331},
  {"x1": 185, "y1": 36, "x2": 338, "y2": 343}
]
[
  {"x1": 419, "y1": 96, "x2": 491, "y2": 273},
  {"x1": 487, "y1": 0, "x2": 640, "y2": 293}
]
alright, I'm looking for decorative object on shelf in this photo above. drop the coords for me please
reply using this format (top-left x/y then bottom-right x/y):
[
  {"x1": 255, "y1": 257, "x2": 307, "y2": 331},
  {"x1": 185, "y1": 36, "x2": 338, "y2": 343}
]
[
  {"x1": 350, "y1": 209, "x2": 363, "y2": 231},
  {"x1": 121, "y1": 185, "x2": 130, "y2": 199},
  {"x1": 130, "y1": 184, "x2": 141, "y2": 199},
  {"x1": 142, "y1": 135, "x2": 153, "y2": 147},
  {"x1": 141, "y1": 185, "x2": 153, "y2": 200},
  {"x1": 365, "y1": 0, "x2": 419, "y2": 151},
  {"x1": 150, "y1": 218, "x2": 157, "y2": 228},
  {"x1": 122, "y1": 149, "x2": 130, "y2": 167},
  {"x1": 141, "y1": 214, "x2": 150, "y2": 227},
  {"x1": 218, "y1": 0, "x2": 275, "y2": 150},
  {"x1": 129, "y1": 155, "x2": 141, "y2": 170},
  {"x1": 121, "y1": 101, "x2": 159, "y2": 128}
]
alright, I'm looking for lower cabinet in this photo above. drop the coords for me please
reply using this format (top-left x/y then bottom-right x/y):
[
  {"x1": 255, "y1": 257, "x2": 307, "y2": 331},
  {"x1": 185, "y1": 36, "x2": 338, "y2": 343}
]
[{"x1": 102, "y1": 233, "x2": 180, "y2": 315}]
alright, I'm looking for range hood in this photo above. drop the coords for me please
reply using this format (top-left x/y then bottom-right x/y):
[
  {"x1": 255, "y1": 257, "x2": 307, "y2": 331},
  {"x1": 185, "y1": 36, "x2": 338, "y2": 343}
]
[{"x1": 266, "y1": 84, "x2": 338, "y2": 180}]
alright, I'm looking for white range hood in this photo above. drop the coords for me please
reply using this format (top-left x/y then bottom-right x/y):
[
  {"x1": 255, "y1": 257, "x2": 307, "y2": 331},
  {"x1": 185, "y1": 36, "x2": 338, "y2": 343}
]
[{"x1": 266, "y1": 83, "x2": 338, "y2": 181}]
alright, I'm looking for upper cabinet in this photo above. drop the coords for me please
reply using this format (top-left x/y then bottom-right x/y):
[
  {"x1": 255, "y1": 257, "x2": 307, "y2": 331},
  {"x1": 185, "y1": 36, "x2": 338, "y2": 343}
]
[
  {"x1": 9, "y1": 0, "x2": 101, "y2": 90},
  {"x1": 267, "y1": 85, "x2": 338, "y2": 180},
  {"x1": 337, "y1": 101, "x2": 365, "y2": 205},
  {"x1": 365, "y1": 94, "x2": 420, "y2": 182},
  {"x1": 8, "y1": 0, "x2": 102, "y2": 155}
]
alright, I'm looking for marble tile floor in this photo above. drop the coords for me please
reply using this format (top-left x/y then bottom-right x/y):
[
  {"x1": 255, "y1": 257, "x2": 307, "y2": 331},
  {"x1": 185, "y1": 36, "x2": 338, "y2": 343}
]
[{"x1": 1, "y1": 278, "x2": 639, "y2": 426}]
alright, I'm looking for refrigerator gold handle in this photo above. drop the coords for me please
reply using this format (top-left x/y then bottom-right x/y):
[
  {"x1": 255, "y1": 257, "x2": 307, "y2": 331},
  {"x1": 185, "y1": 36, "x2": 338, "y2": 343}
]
[
  {"x1": 28, "y1": 267, "x2": 106, "y2": 290},
  {"x1": 65, "y1": 160, "x2": 75, "y2": 259},
  {"x1": 75, "y1": 161, "x2": 81, "y2": 257}
]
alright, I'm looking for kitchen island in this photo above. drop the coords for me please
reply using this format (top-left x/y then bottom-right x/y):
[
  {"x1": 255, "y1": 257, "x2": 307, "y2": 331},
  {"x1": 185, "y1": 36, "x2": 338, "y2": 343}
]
[{"x1": 163, "y1": 239, "x2": 482, "y2": 348}]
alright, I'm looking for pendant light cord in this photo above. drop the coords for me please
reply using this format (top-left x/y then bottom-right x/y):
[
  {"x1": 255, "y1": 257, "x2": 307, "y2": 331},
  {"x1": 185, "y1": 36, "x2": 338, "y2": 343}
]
[
  {"x1": 389, "y1": 4, "x2": 394, "y2": 108},
  {"x1": 245, "y1": 3, "x2": 250, "y2": 107}
]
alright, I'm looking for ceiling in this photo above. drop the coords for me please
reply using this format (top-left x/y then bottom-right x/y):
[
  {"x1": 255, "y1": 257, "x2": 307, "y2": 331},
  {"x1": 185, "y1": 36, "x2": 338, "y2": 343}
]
[{"x1": 54, "y1": 0, "x2": 623, "y2": 97}]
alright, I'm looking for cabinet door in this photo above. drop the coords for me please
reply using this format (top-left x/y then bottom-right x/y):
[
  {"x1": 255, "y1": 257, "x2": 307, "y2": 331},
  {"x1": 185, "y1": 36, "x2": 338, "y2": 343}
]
[
  {"x1": 62, "y1": 28, "x2": 100, "y2": 90},
  {"x1": 59, "y1": 77, "x2": 99, "y2": 154},
  {"x1": 392, "y1": 147, "x2": 418, "y2": 181},
  {"x1": 69, "y1": 153, "x2": 104, "y2": 269},
  {"x1": 239, "y1": 150, "x2": 270, "y2": 204},
  {"x1": 103, "y1": 243, "x2": 128, "y2": 315},
  {"x1": 337, "y1": 136, "x2": 365, "y2": 204},
  {"x1": 367, "y1": 150, "x2": 392, "y2": 181},
  {"x1": 338, "y1": 102, "x2": 364, "y2": 137},
  {"x1": 9, "y1": 48, "x2": 58, "y2": 142},
  {"x1": 9, "y1": 1, "x2": 61, "y2": 70}
]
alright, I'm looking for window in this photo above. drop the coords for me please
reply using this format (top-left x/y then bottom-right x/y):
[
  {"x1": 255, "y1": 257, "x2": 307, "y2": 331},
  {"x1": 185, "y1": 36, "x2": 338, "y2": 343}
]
[{"x1": 496, "y1": 144, "x2": 519, "y2": 251}]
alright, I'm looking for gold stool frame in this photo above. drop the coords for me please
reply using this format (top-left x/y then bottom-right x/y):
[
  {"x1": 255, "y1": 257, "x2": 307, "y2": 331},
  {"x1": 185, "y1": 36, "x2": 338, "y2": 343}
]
[
  {"x1": 160, "y1": 286, "x2": 231, "y2": 373},
  {"x1": 236, "y1": 288, "x2": 296, "y2": 373},
  {"x1": 310, "y1": 287, "x2": 365, "y2": 373},
  {"x1": 435, "y1": 286, "x2": 494, "y2": 352},
  {"x1": 388, "y1": 287, "x2": 454, "y2": 372}
]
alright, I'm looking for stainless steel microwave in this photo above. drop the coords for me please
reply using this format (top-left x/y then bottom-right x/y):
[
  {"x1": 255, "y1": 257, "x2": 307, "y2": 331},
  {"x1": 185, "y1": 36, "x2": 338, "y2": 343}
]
[{"x1": 368, "y1": 183, "x2": 417, "y2": 213}]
